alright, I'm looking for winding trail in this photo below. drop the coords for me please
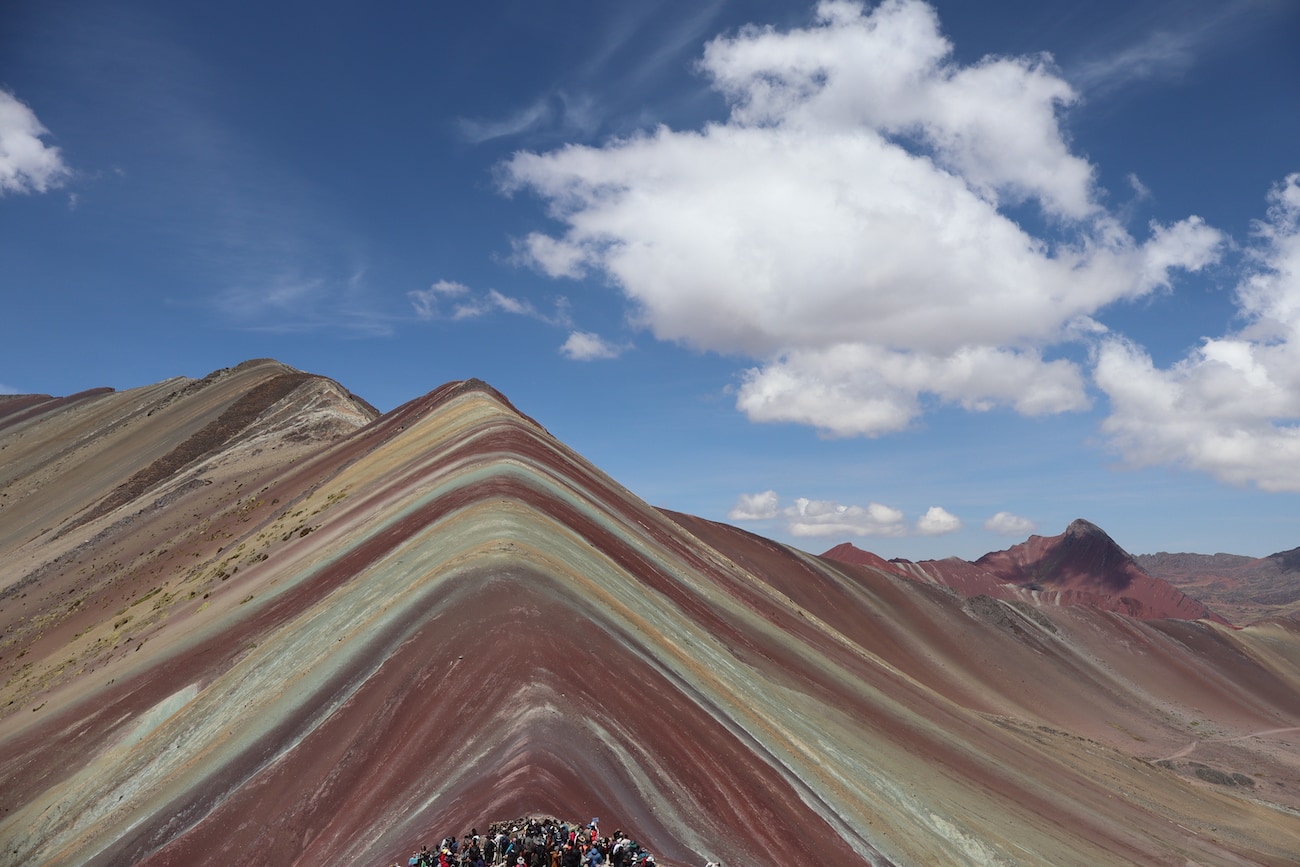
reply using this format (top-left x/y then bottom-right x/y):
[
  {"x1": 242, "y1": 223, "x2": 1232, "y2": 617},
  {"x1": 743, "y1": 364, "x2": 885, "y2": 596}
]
[{"x1": 1157, "y1": 725, "x2": 1300, "y2": 762}]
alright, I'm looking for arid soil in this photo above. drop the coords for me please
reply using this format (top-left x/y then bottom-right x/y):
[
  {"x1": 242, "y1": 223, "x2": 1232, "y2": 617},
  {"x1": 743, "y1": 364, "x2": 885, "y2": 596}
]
[
  {"x1": 1137, "y1": 549, "x2": 1300, "y2": 623},
  {"x1": 2, "y1": 362, "x2": 1299, "y2": 866}
]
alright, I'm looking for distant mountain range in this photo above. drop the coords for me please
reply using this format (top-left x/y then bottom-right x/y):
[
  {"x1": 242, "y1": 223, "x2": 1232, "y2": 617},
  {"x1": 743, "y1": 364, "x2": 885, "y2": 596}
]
[
  {"x1": 3, "y1": 360, "x2": 1299, "y2": 866},
  {"x1": 1136, "y1": 548, "x2": 1300, "y2": 624},
  {"x1": 823, "y1": 519, "x2": 1299, "y2": 628}
]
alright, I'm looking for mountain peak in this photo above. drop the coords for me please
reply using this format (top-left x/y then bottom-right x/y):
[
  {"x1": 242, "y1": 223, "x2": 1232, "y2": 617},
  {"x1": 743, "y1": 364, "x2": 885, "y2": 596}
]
[
  {"x1": 822, "y1": 519, "x2": 1224, "y2": 623},
  {"x1": 819, "y1": 541, "x2": 904, "y2": 574},
  {"x1": 977, "y1": 517, "x2": 1137, "y2": 592},
  {"x1": 1064, "y1": 517, "x2": 1106, "y2": 538}
]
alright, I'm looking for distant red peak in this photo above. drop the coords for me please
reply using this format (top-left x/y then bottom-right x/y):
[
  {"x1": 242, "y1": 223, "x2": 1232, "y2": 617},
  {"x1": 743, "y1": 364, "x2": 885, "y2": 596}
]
[
  {"x1": 970, "y1": 518, "x2": 1225, "y2": 622},
  {"x1": 820, "y1": 542, "x2": 903, "y2": 574},
  {"x1": 818, "y1": 522, "x2": 1224, "y2": 623},
  {"x1": 976, "y1": 517, "x2": 1139, "y2": 593}
]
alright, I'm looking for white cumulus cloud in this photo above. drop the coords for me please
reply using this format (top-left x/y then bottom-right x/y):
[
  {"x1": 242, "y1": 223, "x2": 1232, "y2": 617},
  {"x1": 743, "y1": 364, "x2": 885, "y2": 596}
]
[
  {"x1": 984, "y1": 511, "x2": 1037, "y2": 536},
  {"x1": 735, "y1": 343, "x2": 1091, "y2": 437},
  {"x1": 916, "y1": 506, "x2": 962, "y2": 536},
  {"x1": 1094, "y1": 175, "x2": 1300, "y2": 491},
  {"x1": 560, "y1": 330, "x2": 626, "y2": 361},
  {"x1": 503, "y1": 0, "x2": 1224, "y2": 437},
  {"x1": 0, "y1": 89, "x2": 70, "y2": 195},
  {"x1": 731, "y1": 489, "x2": 965, "y2": 539},
  {"x1": 727, "y1": 490, "x2": 780, "y2": 521},
  {"x1": 783, "y1": 497, "x2": 907, "y2": 538}
]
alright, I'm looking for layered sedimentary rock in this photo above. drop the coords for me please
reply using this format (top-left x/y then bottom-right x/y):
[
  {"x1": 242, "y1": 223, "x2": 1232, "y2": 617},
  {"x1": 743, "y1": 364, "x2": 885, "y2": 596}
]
[{"x1": 2, "y1": 363, "x2": 1300, "y2": 866}]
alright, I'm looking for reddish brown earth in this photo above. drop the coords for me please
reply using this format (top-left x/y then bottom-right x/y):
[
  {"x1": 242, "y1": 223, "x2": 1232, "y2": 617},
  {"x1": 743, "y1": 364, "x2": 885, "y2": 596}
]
[
  {"x1": 2, "y1": 361, "x2": 1300, "y2": 866},
  {"x1": 1137, "y1": 549, "x2": 1300, "y2": 624},
  {"x1": 825, "y1": 519, "x2": 1226, "y2": 624}
]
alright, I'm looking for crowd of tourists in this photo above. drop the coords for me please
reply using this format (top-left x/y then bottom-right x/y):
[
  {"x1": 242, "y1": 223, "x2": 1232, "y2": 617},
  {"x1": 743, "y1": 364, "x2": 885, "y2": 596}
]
[{"x1": 392, "y1": 815, "x2": 719, "y2": 867}]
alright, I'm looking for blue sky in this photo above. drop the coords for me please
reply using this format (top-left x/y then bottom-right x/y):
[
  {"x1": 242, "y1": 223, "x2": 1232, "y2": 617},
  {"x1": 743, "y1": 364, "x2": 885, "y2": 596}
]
[{"x1": 3, "y1": 0, "x2": 1298, "y2": 560}]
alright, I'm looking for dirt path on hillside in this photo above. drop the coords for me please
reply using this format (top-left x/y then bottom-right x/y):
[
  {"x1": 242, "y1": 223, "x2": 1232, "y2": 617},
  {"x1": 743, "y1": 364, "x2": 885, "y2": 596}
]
[{"x1": 1157, "y1": 725, "x2": 1300, "y2": 761}]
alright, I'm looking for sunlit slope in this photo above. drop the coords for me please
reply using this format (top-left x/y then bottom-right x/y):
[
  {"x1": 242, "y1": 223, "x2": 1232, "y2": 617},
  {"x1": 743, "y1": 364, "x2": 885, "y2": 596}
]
[
  {"x1": 2, "y1": 373, "x2": 1299, "y2": 866},
  {"x1": 0, "y1": 359, "x2": 376, "y2": 721},
  {"x1": 0, "y1": 359, "x2": 372, "y2": 556}
]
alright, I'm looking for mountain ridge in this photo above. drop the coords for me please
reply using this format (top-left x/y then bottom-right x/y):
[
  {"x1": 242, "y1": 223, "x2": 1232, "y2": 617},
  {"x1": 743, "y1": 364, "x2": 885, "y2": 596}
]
[
  {"x1": 3, "y1": 361, "x2": 1300, "y2": 866},
  {"x1": 1137, "y1": 546, "x2": 1300, "y2": 624}
]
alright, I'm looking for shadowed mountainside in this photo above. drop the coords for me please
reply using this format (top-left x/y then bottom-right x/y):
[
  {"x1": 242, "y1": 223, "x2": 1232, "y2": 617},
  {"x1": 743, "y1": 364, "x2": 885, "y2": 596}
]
[
  {"x1": 3, "y1": 362, "x2": 1300, "y2": 866},
  {"x1": 824, "y1": 519, "x2": 1225, "y2": 623}
]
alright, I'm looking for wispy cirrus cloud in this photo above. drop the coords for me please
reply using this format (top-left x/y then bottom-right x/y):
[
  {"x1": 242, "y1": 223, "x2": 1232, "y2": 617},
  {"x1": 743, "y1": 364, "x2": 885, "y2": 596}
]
[
  {"x1": 411, "y1": 280, "x2": 631, "y2": 362},
  {"x1": 1070, "y1": 27, "x2": 1203, "y2": 95},
  {"x1": 458, "y1": 100, "x2": 553, "y2": 144},
  {"x1": 458, "y1": 1, "x2": 726, "y2": 148},
  {"x1": 409, "y1": 279, "x2": 571, "y2": 326},
  {"x1": 457, "y1": 91, "x2": 600, "y2": 144},
  {"x1": 1068, "y1": 0, "x2": 1286, "y2": 96},
  {"x1": 617, "y1": 0, "x2": 728, "y2": 90},
  {"x1": 43, "y1": 9, "x2": 397, "y2": 337},
  {"x1": 213, "y1": 269, "x2": 393, "y2": 337}
]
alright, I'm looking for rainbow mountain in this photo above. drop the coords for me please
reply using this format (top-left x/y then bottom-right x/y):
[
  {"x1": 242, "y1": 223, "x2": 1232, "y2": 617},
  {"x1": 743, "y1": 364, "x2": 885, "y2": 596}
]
[{"x1": 2, "y1": 360, "x2": 1299, "y2": 866}]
